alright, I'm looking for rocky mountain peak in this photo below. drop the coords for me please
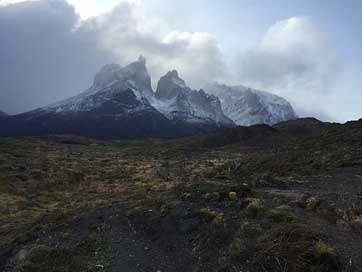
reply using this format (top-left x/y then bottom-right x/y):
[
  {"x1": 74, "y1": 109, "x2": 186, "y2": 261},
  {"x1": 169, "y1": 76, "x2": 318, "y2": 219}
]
[
  {"x1": 155, "y1": 70, "x2": 188, "y2": 100},
  {"x1": 137, "y1": 55, "x2": 146, "y2": 64},
  {"x1": 93, "y1": 57, "x2": 153, "y2": 97},
  {"x1": 163, "y1": 70, "x2": 183, "y2": 83},
  {"x1": 93, "y1": 64, "x2": 121, "y2": 87},
  {"x1": 163, "y1": 69, "x2": 187, "y2": 87},
  {"x1": 152, "y1": 71, "x2": 234, "y2": 126},
  {"x1": 125, "y1": 55, "x2": 148, "y2": 75},
  {"x1": 123, "y1": 56, "x2": 153, "y2": 97},
  {"x1": 205, "y1": 82, "x2": 297, "y2": 126}
]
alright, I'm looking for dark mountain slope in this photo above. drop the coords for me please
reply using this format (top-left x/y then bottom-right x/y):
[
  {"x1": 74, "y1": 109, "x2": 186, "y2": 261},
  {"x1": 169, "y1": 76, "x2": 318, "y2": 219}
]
[{"x1": 183, "y1": 117, "x2": 362, "y2": 151}]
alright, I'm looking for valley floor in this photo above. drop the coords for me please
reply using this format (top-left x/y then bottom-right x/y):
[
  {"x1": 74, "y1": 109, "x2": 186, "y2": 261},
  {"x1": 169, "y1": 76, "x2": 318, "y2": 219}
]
[{"x1": 0, "y1": 130, "x2": 362, "y2": 271}]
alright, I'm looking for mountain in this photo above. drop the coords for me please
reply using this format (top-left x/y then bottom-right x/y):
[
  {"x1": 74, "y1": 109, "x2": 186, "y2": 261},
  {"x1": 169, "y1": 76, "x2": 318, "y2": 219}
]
[
  {"x1": 205, "y1": 82, "x2": 297, "y2": 126},
  {"x1": 0, "y1": 111, "x2": 7, "y2": 117},
  {"x1": 153, "y1": 70, "x2": 234, "y2": 126},
  {"x1": 0, "y1": 57, "x2": 301, "y2": 139},
  {"x1": 33, "y1": 56, "x2": 155, "y2": 116},
  {"x1": 0, "y1": 57, "x2": 233, "y2": 139}
]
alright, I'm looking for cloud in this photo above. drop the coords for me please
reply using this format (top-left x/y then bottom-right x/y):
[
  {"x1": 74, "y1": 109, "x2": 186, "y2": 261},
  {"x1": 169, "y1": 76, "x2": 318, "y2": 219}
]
[
  {"x1": 0, "y1": 0, "x2": 114, "y2": 114},
  {"x1": 1, "y1": 2, "x2": 357, "y2": 122},
  {"x1": 234, "y1": 17, "x2": 339, "y2": 120},
  {"x1": 78, "y1": 2, "x2": 226, "y2": 89},
  {"x1": 0, "y1": 0, "x2": 36, "y2": 5},
  {"x1": 66, "y1": 0, "x2": 139, "y2": 19},
  {"x1": 0, "y1": 0, "x2": 225, "y2": 114}
]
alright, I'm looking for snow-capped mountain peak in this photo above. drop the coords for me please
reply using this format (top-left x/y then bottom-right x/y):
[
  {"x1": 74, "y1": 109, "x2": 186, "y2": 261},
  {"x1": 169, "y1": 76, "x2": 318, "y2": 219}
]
[
  {"x1": 31, "y1": 58, "x2": 234, "y2": 128},
  {"x1": 164, "y1": 70, "x2": 187, "y2": 88},
  {"x1": 154, "y1": 71, "x2": 234, "y2": 126},
  {"x1": 94, "y1": 55, "x2": 152, "y2": 97},
  {"x1": 93, "y1": 63, "x2": 122, "y2": 87},
  {"x1": 155, "y1": 69, "x2": 189, "y2": 100},
  {"x1": 205, "y1": 82, "x2": 297, "y2": 126},
  {"x1": 38, "y1": 57, "x2": 155, "y2": 115}
]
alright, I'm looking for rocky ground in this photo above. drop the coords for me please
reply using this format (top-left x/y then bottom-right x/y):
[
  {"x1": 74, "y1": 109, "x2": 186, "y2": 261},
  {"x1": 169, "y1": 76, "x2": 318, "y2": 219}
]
[{"x1": 1, "y1": 118, "x2": 362, "y2": 271}]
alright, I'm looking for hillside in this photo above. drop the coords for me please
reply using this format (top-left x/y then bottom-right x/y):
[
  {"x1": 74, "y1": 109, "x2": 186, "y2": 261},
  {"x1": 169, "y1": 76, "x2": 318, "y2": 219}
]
[{"x1": 1, "y1": 118, "x2": 362, "y2": 271}]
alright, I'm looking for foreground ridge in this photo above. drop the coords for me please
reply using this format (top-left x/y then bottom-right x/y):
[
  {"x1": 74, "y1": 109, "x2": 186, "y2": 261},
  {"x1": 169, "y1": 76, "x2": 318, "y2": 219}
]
[{"x1": 1, "y1": 117, "x2": 362, "y2": 271}]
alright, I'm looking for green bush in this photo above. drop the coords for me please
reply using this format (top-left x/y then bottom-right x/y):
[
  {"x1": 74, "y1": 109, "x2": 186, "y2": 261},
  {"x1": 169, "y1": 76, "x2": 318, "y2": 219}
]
[
  {"x1": 314, "y1": 240, "x2": 336, "y2": 259},
  {"x1": 265, "y1": 206, "x2": 296, "y2": 223},
  {"x1": 246, "y1": 199, "x2": 263, "y2": 218}
]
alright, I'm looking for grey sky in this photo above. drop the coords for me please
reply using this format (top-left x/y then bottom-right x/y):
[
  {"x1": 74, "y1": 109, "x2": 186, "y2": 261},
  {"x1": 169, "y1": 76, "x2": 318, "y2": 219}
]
[{"x1": 0, "y1": 0, "x2": 361, "y2": 122}]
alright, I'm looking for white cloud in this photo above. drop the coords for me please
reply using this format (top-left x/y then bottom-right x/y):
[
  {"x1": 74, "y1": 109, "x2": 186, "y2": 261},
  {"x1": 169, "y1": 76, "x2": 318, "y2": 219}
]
[
  {"x1": 67, "y1": 0, "x2": 140, "y2": 19},
  {"x1": 76, "y1": 1, "x2": 226, "y2": 89},
  {"x1": 0, "y1": 0, "x2": 139, "y2": 18},
  {"x1": 0, "y1": 0, "x2": 37, "y2": 6},
  {"x1": 234, "y1": 16, "x2": 339, "y2": 120}
]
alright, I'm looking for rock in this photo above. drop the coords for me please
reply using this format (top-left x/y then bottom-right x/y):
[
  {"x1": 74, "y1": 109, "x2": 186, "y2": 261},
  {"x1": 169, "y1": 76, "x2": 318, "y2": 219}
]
[
  {"x1": 229, "y1": 192, "x2": 237, "y2": 200},
  {"x1": 95, "y1": 264, "x2": 105, "y2": 271},
  {"x1": 204, "y1": 192, "x2": 221, "y2": 202},
  {"x1": 14, "y1": 245, "x2": 50, "y2": 268},
  {"x1": 241, "y1": 197, "x2": 260, "y2": 209},
  {"x1": 350, "y1": 216, "x2": 362, "y2": 234},
  {"x1": 182, "y1": 193, "x2": 192, "y2": 200},
  {"x1": 156, "y1": 167, "x2": 171, "y2": 181},
  {"x1": 306, "y1": 197, "x2": 322, "y2": 211}
]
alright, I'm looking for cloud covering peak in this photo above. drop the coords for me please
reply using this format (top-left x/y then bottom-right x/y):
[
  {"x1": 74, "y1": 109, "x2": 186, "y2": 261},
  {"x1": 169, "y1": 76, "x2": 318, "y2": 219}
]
[
  {"x1": 0, "y1": 0, "x2": 225, "y2": 114},
  {"x1": 233, "y1": 16, "x2": 341, "y2": 120}
]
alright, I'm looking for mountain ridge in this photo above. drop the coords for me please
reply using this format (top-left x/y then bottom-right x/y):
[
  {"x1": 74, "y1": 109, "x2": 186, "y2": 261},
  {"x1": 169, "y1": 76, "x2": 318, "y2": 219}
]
[
  {"x1": 154, "y1": 69, "x2": 234, "y2": 126},
  {"x1": 0, "y1": 57, "x2": 233, "y2": 139},
  {"x1": 0, "y1": 57, "x2": 298, "y2": 139},
  {"x1": 205, "y1": 82, "x2": 298, "y2": 126}
]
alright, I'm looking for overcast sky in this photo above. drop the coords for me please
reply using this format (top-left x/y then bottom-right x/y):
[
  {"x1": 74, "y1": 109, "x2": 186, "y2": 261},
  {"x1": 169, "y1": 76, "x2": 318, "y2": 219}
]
[{"x1": 0, "y1": 0, "x2": 361, "y2": 122}]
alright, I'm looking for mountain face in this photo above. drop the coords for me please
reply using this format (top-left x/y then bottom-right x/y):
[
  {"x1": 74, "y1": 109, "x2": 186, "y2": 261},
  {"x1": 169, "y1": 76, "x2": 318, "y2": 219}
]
[
  {"x1": 0, "y1": 57, "x2": 299, "y2": 139},
  {"x1": 0, "y1": 57, "x2": 233, "y2": 139},
  {"x1": 34, "y1": 56, "x2": 154, "y2": 115},
  {"x1": 154, "y1": 70, "x2": 234, "y2": 126},
  {"x1": 205, "y1": 83, "x2": 297, "y2": 126}
]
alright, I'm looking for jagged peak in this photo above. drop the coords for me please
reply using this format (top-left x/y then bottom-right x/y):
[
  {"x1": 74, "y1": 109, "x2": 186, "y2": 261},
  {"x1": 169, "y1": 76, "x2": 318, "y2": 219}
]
[
  {"x1": 125, "y1": 55, "x2": 147, "y2": 69},
  {"x1": 93, "y1": 56, "x2": 152, "y2": 92},
  {"x1": 165, "y1": 69, "x2": 179, "y2": 78},
  {"x1": 204, "y1": 82, "x2": 298, "y2": 126},
  {"x1": 93, "y1": 63, "x2": 121, "y2": 86},
  {"x1": 137, "y1": 55, "x2": 146, "y2": 64},
  {"x1": 198, "y1": 89, "x2": 206, "y2": 95},
  {"x1": 124, "y1": 56, "x2": 150, "y2": 80},
  {"x1": 155, "y1": 70, "x2": 189, "y2": 100},
  {"x1": 161, "y1": 69, "x2": 186, "y2": 88},
  {"x1": 198, "y1": 89, "x2": 218, "y2": 101}
]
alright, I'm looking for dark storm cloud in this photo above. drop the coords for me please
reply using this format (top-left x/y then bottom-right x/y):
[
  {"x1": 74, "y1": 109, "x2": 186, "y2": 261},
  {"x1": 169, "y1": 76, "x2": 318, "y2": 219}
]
[
  {"x1": 0, "y1": 0, "x2": 226, "y2": 114},
  {"x1": 0, "y1": 0, "x2": 115, "y2": 114}
]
